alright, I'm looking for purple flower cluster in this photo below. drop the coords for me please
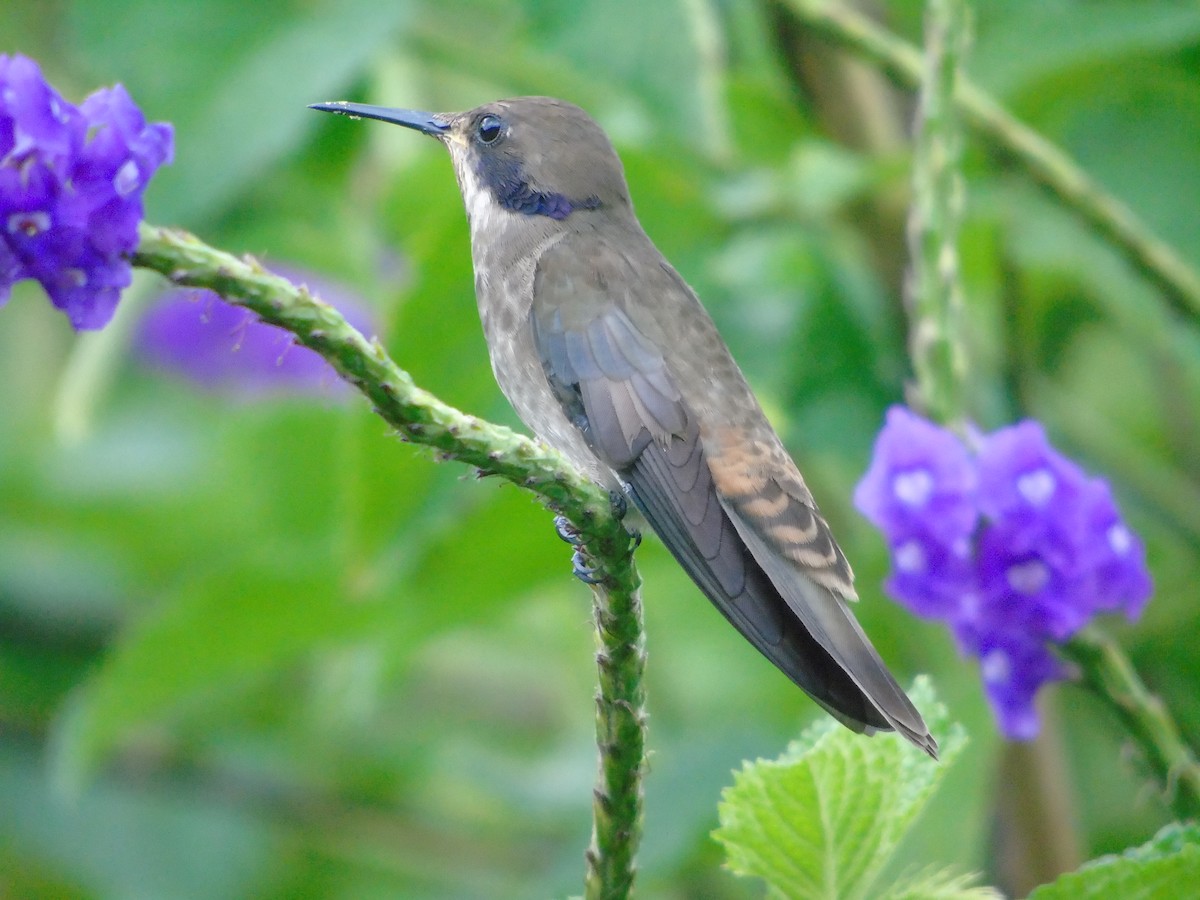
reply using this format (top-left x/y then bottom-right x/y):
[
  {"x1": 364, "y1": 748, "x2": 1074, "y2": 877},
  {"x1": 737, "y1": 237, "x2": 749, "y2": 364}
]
[
  {"x1": 1, "y1": 54, "x2": 172, "y2": 329},
  {"x1": 135, "y1": 265, "x2": 376, "y2": 398},
  {"x1": 855, "y1": 407, "x2": 1152, "y2": 739}
]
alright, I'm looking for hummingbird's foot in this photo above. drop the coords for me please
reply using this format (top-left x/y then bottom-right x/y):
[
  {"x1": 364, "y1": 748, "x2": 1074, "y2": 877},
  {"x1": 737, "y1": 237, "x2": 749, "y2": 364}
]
[
  {"x1": 554, "y1": 514, "x2": 583, "y2": 545},
  {"x1": 556, "y1": 514, "x2": 606, "y2": 582},
  {"x1": 628, "y1": 529, "x2": 642, "y2": 551},
  {"x1": 571, "y1": 547, "x2": 605, "y2": 584},
  {"x1": 609, "y1": 490, "x2": 628, "y2": 520}
]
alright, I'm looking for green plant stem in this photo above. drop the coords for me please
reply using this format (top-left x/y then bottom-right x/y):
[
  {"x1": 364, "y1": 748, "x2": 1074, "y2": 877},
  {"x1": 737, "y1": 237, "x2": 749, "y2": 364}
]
[
  {"x1": 905, "y1": 0, "x2": 968, "y2": 425},
  {"x1": 781, "y1": 0, "x2": 1200, "y2": 323},
  {"x1": 586, "y1": 566, "x2": 647, "y2": 900},
  {"x1": 800, "y1": 0, "x2": 1200, "y2": 829},
  {"x1": 1061, "y1": 629, "x2": 1200, "y2": 821},
  {"x1": 133, "y1": 223, "x2": 646, "y2": 900}
]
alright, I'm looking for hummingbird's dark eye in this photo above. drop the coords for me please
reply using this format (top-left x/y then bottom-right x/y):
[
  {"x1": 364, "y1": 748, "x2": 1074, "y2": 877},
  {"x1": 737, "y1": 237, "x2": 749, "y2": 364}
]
[{"x1": 477, "y1": 114, "x2": 504, "y2": 144}]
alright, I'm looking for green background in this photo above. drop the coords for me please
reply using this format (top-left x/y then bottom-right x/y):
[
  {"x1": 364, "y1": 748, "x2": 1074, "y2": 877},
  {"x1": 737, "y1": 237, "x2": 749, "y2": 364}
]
[{"x1": 2, "y1": 1, "x2": 1198, "y2": 896}]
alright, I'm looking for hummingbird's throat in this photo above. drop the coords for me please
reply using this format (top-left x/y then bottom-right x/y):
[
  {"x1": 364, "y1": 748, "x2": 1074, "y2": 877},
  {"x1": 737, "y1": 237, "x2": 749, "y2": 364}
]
[{"x1": 461, "y1": 152, "x2": 600, "y2": 222}]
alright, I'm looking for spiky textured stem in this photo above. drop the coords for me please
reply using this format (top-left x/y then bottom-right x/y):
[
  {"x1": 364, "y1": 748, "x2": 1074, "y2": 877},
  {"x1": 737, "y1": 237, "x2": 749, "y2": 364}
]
[
  {"x1": 905, "y1": 0, "x2": 969, "y2": 424},
  {"x1": 133, "y1": 223, "x2": 646, "y2": 900},
  {"x1": 781, "y1": 0, "x2": 1200, "y2": 322}
]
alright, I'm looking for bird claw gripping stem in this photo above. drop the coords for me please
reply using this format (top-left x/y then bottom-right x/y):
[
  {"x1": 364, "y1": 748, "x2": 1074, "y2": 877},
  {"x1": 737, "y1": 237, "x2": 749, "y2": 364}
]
[
  {"x1": 572, "y1": 547, "x2": 605, "y2": 584},
  {"x1": 555, "y1": 513, "x2": 584, "y2": 545}
]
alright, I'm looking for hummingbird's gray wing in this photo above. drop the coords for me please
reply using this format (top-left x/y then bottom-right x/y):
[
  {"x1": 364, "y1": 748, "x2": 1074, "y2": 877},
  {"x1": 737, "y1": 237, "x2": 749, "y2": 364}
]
[{"x1": 529, "y1": 237, "x2": 935, "y2": 754}]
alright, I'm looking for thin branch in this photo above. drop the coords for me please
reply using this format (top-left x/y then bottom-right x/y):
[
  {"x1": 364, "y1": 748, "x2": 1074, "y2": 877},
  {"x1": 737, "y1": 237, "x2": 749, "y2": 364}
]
[
  {"x1": 785, "y1": 0, "x2": 1200, "y2": 823},
  {"x1": 904, "y1": 0, "x2": 969, "y2": 425},
  {"x1": 1061, "y1": 629, "x2": 1200, "y2": 821},
  {"x1": 780, "y1": 0, "x2": 1200, "y2": 323},
  {"x1": 133, "y1": 223, "x2": 646, "y2": 900}
]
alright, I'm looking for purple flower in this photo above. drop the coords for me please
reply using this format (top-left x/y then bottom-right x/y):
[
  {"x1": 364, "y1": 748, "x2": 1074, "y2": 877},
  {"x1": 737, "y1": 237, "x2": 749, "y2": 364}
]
[
  {"x1": 854, "y1": 406, "x2": 978, "y2": 545},
  {"x1": 855, "y1": 406, "x2": 979, "y2": 620},
  {"x1": 978, "y1": 422, "x2": 1096, "y2": 573},
  {"x1": 956, "y1": 625, "x2": 1067, "y2": 740},
  {"x1": 855, "y1": 407, "x2": 1153, "y2": 740},
  {"x1": 884, "y1": 531, "x2": 976, "y2": 621},
  {"x1": 975, "y1": 520, "x2": 1094, "y2": 642},
  {"x1": 1085, "y1": 482, "x2": 1152, "y2": 619},
  {"x1": 0, "y1": 54, "x2": 173, "y2": 329},
  {"x1": 135, "y1": 264, "x2": 376, "y2": 398}
]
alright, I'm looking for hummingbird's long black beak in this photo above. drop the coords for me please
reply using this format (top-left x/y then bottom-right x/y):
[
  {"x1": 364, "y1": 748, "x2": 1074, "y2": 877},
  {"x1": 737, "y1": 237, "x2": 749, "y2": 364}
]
[{"x1": 308, "y1": 102, "x2": 449, "y2": 137}]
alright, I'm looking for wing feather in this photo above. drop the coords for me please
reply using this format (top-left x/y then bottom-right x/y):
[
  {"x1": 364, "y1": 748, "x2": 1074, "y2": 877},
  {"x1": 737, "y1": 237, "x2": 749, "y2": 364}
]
[{"x1": 529, "y1": 239, "x2": 934, "y2": 753}]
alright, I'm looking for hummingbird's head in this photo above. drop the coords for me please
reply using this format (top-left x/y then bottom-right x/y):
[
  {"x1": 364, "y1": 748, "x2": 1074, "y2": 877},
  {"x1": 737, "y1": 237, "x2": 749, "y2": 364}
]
[{"x1": 310, "y1": 97, "x2": 633, "y2": 225}]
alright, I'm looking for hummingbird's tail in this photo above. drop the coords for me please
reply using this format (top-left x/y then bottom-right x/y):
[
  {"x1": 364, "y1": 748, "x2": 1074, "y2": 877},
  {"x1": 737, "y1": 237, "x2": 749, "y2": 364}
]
[{"x1": 626, "y1": 435, "x2": 938, "y2": 759}]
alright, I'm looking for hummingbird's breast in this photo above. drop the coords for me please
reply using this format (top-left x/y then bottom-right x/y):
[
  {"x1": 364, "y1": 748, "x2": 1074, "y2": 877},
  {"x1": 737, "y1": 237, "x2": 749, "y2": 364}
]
[{"x1": 454, "y1": 157, "x2": 617, "y2": 486}]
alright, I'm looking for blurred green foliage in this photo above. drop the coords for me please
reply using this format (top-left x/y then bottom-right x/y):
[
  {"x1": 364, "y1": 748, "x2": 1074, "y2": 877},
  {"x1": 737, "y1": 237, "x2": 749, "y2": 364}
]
[{"x1": 1, "y1": 1, "x2": 1198, "y2": 896}]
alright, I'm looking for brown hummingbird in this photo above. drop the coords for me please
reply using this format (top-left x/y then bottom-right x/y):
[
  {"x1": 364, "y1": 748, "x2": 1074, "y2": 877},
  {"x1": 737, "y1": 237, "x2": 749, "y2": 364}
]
[{"x1": 311, "y1": 96, "x2": 936, "y2": 757}]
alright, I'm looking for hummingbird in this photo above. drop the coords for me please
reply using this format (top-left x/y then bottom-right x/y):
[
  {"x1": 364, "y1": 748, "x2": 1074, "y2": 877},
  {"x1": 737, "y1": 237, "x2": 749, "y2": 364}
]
[{"x1": 311, "y1": 96, "x2": 936, "y2": 757}]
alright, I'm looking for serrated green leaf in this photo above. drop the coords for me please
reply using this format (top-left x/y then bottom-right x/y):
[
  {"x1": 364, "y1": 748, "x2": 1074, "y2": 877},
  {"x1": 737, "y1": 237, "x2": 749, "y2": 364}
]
[
  {"x1": 1136, "y1": 822, "x2": 1200, "y2": 859},
  {"x1": 884, "y1": 865, "x2": 1000, "y2": 900},
  {"x1": 1029, "y1": 822, "x2": 1200, "y2": 900},
  {"x1": 713, "y1": 677, "x2": 967, "y2": 900}
]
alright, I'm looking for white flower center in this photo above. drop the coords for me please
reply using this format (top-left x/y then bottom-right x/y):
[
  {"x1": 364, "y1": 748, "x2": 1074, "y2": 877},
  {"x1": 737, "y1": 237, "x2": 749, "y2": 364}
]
[
  {"x1": 1017, "y1": 467, "x2": 1056, "y2": 506},
  {"x1": 981, "y1": 648, "x2": 1010, "y2": 685},
  {"x1": 49, "y1": 95, "x2": 68, "y2": 123},
  {"x1": 7, "y1": 211, "x2": 51, "y2": 236},
  {"x1": 893, "y1": 468, "x2": 934, "y2": 507},
  {"x1": 1006, "y1": 559, "x2": 1049, "y2": 595},
  {"x1": 894, "y1": 540, "x2": 926, "y2": 573},
  {"x1": 1107, "y1": 523, "x2": 1131, "y2": 556},
  {"x1": 114, "y1": 159, "x2": 141, "y2": 197}
]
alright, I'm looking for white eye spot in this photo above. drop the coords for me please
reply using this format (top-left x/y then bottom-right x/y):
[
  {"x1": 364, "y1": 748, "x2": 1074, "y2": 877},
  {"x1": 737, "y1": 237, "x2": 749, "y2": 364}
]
[
  {"x1": 893, "y1": 468, "x2": 933, "y2": 507},
  {"x1": 1006, "y1": 559, "x2": 1049, "y2": 595},
  {"x1": 7, "y1": 211, "x2": 51, "y2": 236},
  {"x1": 981, "y1": 648, "x2": 1011, "y2": 685},
  {"x1": 894, "y1": 539, "x2": 926, "y2": 573},
  {"x1": 1107, "y1": 523, "x2": 1132, "y2": 555},
  {"x1": 1017, "y1": 468, "x2": 1056, "y2": 506},
  {"x1": 49, "y1": 95, "x2": 69, "y2": 123},
  {"x1": 114, "y1": 159, "x2": 141, "y2": 197}
]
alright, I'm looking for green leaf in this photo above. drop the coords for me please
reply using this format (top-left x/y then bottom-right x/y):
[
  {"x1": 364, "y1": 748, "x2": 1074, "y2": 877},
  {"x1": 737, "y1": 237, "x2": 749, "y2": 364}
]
[
  {"x1": 522, "y1": 0, "x2": 706, "y2": 140},
  {"x1": 713, "y1": 677, "x2": 973, "y2": 900},
  {"x1": 51, "y1": 561, "x2": 379, "y2": 785},
  {"x1": 70, "y1": 0, "x2": 415, "y2": 228},
  {"x1": 1029, "y1": 822, "x2": 1200, "y2": 900},
  {"x1": 972, "y1": 1, "x2": 1200, "y2": 98},
  {"x1": 0, "y1": 744, "x2": 275, "y2": 900},
  {"x1": 885, "y1": 866, "x2": 1001, "y2": 900}
]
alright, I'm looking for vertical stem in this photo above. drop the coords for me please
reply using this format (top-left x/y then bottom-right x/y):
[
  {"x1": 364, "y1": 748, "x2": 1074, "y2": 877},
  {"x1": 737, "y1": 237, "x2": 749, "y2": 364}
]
[
  {"x1": 780, "y1": 0, "x2": 1200, "y2": 322},
  {"x1": 681, "y1": 0, "x2": 733, "y2": 164},
  {"x1": 581, "y1": 531, "x2": 647, "y2": 900},
  {"x1": 905, "y1": 0, "x2": 969, "y2": 425},
  {"x1": 131, "y1": 225, "x2": 651, "y2": 896},
  {"x1": 990, "y1": 700, "x2": 1083, "y2": 896},
  {"x1": 904, "y1": 6, "x2": 1088, "y2": 887}
]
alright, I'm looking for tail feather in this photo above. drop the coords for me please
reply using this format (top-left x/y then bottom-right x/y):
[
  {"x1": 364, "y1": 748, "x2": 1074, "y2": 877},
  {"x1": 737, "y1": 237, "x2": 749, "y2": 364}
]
[{"x1": 625, "y1": 433, "x2": 937, "y2": 758}]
